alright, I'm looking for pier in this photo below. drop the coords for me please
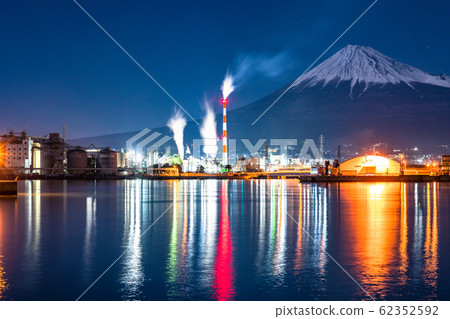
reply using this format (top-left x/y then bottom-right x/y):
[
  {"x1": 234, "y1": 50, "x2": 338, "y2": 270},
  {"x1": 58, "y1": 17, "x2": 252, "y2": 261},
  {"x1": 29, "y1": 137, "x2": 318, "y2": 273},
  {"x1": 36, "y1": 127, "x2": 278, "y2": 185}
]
[
  {"x1": 0, "y1": 180, "x2": 18, "y2": 195},
  {"x1": 298, "y1": 175, "x2": 450, "y2": 183}
]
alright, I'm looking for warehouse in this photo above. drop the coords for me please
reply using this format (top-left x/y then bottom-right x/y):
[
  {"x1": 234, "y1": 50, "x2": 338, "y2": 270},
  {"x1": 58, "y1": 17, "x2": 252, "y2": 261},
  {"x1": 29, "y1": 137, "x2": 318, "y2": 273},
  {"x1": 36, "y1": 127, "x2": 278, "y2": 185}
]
[{"x1": 340, "y1": 155, "x2": 401, "y2": 176}]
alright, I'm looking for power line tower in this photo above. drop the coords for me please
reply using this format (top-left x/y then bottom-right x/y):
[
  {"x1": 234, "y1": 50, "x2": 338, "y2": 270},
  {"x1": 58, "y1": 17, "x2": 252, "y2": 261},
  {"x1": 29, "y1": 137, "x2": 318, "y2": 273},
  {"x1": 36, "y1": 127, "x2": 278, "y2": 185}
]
[
  {"x1": 319, "y1": 134, "x2": 324, "y2": 160},
  {"x1": 62, "y1": 123, "x2": 67, "y2": 171},
  {"x1": 265, "y1": 141, "x2": 269, "y2": 171}
]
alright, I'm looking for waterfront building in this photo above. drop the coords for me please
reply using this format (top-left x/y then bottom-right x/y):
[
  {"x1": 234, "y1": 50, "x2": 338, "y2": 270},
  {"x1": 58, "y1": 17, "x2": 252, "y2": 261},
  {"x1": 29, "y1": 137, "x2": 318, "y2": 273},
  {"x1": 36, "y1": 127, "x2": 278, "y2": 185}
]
[
  {"x1": 0, "y1": 133, "x2": 33, "y2": 172},
  {"x1": 442, "y1": 155, "x2": 450, "y2": 174},
  {"x1": 340, "y1": 155, "x2": 401, "y2": 176},
  {"x1": 236, "y1": 156, "x2": 262, "y2": 172}
]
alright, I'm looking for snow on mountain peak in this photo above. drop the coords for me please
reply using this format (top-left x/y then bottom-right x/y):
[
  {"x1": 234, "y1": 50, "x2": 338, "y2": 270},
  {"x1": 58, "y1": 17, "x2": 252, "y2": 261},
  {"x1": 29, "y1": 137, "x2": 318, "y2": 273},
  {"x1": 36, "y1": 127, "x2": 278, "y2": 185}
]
[{"x1": 294, "y1": 45, "x2": 450, "y2": 94}]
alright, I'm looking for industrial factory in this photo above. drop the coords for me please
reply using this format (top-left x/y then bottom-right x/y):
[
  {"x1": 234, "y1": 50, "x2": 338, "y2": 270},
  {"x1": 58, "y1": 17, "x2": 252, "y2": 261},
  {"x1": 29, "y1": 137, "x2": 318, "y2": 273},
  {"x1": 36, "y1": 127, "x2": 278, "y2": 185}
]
[
  {"x1": 0, "y1": 131, "x2": 123, "y2": 178},
  {"x1": 1, "y1": 75, "x2": 449, "y2": 180},
  {"x1": 1, "y1": 126, "x2": 449, "y2": 180}
]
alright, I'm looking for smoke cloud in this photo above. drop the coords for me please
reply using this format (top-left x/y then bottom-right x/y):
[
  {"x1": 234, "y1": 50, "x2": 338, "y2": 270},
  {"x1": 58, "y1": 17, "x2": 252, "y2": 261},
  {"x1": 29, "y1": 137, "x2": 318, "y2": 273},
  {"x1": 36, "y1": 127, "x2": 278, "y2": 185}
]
[
  {"x1": 167, "y1": 110, "x2": 187, "y2": 159},
  {"x1": 200, "y1": 100, "x2": 218, "y2": 158},
  {"x1": 221, "y1": 72, "x2": 235, "y2": 99},
  {"x1": 229, "y1": 51, "x2": 292, "y2": 90}
]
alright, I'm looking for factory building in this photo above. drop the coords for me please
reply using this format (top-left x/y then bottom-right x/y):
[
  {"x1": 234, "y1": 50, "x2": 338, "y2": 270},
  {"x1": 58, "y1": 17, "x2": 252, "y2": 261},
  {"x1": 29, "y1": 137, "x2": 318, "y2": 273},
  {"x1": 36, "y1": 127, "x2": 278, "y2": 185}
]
[
  {"x1": 404, "y1": 165, "x2": 436, "y2": 175},
  {"x1": 236, "y1": 157, "x2": 262, "y2": 172},
  {"x1": 147, "y1": 150, "x2": 159, "y2": 167},
  {"x1": 442, "y1": 155, "x2": 450, "y2": 174},
  {"x1": 0, "y1": 132, "x2": 33, "y2": 172},
  {"x1": 125, "y1": 128, "x2": 172, "y2": 168},
  {"x1": 340, "y1": 155, "x2": 401, "y2": 176}
]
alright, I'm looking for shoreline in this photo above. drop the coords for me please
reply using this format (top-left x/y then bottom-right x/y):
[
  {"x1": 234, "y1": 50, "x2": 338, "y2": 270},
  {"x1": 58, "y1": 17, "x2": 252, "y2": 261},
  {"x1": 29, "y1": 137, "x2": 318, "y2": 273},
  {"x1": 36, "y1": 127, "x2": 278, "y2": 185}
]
[{"x1": 2, "y1": 174, "x2": 449, "y2": 182}]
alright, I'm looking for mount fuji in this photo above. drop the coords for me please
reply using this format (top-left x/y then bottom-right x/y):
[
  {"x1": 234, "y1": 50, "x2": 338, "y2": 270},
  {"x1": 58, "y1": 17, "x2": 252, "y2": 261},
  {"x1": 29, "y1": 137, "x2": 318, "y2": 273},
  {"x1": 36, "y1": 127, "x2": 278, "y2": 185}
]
[{"x1": 294, "y1": 45, "x2": 450, "y2": 96}]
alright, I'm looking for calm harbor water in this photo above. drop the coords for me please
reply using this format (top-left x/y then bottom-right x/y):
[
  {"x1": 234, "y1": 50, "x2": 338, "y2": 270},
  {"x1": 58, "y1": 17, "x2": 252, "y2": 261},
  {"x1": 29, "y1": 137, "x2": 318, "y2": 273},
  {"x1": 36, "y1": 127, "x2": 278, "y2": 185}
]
[{"x1": 0, "y1": 180, "x2": 449, "y2": 301}]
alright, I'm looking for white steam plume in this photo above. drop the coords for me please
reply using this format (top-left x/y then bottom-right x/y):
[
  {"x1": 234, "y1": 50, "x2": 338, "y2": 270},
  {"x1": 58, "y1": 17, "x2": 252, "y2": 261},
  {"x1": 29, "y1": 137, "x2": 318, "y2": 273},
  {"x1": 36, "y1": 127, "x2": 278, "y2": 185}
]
[
  {"x1": 222, "y1": 51, "x2": 292, "y2": 98},
  {"x1": 200, "y1": 101, "x2": 218, "y2": 158},
  {"x1": 221, "y1": 72, "x2": 235, "y2": 99},
  {"x1": 233, "y1": 51, "x2": 291, "y2": 83},
  {"x1": 167, "y1": 110, "x2": 187, "y2": 159}
]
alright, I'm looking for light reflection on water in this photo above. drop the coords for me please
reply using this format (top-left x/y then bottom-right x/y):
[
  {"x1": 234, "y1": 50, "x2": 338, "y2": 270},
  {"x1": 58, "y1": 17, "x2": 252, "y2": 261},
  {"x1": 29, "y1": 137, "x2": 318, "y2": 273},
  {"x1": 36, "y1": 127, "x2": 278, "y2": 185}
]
[
  {"x1": 0, "y1": 180, "x2": 447, "y2": 300},
  {"x1": 212, "y1": 181, "x2": 234, "y2": 300},
  {"x1": 83, "y1": 187, "x2": 96, "y2": 278},
  {"x1": 24, "y1": 180, "x2": 41, "y2": 295},
  {"x1": 340, "y1": 183, "x2": 401, "y2": 299},
  {"x1": 0, "y1": 207, "x2": 8, "y2": 297},
  {"x1": 120, "y1": 180, "x2": 144, "y2": 300}
]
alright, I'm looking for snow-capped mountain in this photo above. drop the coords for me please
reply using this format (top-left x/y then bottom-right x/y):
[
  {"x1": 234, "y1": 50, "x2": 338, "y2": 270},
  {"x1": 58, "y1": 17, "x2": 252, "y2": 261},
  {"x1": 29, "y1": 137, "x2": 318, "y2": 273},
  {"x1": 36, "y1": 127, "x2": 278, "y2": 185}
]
[{"x1": 294, "y1": 45, "x2": 450, "y2": 95}]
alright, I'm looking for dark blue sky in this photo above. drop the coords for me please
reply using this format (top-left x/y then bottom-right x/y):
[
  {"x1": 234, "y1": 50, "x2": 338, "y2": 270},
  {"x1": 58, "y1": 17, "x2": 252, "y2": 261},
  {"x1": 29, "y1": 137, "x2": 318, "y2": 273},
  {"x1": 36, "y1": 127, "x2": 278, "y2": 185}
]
[{"x1": 1, "y1": 0, "x2": 449, "y2": 138}]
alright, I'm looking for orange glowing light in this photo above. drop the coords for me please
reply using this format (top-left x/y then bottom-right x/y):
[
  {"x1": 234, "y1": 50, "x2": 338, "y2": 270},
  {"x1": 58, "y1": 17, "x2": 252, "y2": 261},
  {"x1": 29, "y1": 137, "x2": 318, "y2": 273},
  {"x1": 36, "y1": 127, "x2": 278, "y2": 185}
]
[
  {"x1": 0, "y1": 142, "x2": 6, "y2": 168},
  {"x1": 339, "y1": 183, "x2": 400, "y2": 299},
  {"x1": 368, "y1": 184, "x2": 386, "y2": 196},
  {"x1": 399, "y1": 182, "x2": 408, "y2": 285},
  {"x1": 0, "y1": 213, "x2": 8, "y2": 298}
]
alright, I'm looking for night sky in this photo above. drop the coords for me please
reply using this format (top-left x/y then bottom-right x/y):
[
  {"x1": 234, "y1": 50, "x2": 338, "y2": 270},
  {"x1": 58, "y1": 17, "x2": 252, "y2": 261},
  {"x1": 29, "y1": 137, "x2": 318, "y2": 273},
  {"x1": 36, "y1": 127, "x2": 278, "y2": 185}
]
[{"x1": 1, "y1": 0, "x2": 449, "y2": 138}]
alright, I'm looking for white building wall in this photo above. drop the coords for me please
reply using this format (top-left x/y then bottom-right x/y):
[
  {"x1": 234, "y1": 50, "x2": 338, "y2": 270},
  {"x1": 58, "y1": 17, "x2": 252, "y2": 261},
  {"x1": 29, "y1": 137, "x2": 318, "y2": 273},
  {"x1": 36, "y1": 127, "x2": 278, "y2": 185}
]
[{"x1": 4, "y1": 137, "x2": 33, "y2": 169}]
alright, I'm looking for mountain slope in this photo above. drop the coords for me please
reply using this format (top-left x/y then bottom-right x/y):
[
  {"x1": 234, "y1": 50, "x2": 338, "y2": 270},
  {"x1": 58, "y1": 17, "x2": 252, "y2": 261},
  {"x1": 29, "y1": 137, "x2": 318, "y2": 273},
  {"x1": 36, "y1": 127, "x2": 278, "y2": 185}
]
[{"x1": 294, "y1": 45, "x2": 450, "y2": 95}]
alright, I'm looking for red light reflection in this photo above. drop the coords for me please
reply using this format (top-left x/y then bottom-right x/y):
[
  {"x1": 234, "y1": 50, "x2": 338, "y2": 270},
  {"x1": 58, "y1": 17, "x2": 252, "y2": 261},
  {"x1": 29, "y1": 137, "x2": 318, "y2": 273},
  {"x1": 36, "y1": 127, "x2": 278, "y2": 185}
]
[{"x1": 212, "y1": 181, "x2": 235, "y2": 300}]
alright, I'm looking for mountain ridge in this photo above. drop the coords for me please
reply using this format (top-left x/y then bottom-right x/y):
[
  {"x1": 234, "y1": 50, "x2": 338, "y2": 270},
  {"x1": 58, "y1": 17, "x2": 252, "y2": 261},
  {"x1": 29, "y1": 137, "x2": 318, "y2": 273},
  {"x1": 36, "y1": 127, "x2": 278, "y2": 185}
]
[{"x1": 293, "y1": 45, "x2": 450, "y2": 96}]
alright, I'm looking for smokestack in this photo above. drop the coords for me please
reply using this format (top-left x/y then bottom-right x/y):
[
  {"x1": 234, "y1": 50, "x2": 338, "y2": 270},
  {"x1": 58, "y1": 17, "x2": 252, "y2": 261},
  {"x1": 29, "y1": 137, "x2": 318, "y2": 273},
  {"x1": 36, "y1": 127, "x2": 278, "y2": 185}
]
[{"x1": 222, "y1": 98, "x2": 228, "y2": 166}]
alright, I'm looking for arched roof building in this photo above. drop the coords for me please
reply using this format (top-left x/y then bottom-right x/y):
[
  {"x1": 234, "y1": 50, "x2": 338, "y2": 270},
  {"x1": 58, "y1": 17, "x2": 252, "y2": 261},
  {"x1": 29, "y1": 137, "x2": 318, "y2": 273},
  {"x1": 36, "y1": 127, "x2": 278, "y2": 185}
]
[{"x1": 340, "y1": 155, "x2": 400, "y2": 176}]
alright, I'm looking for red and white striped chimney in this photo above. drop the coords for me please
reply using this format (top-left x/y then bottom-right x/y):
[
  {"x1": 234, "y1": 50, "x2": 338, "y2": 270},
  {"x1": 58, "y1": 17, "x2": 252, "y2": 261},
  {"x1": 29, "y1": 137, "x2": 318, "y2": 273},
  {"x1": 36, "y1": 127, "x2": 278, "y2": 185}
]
[{"x1": 222, "y1": 98, "x2": 228, "y2": 166}]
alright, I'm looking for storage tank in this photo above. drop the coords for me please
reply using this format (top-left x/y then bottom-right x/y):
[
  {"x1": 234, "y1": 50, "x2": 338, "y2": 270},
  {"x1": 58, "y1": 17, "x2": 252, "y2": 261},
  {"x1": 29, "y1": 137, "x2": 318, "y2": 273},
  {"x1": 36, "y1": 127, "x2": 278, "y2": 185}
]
[
  {"x1": 40, "y1": 133, "x2": 64, "y2": 175},
  {"x1": 67, "y1": 149, "x2": 88, "y2": 175},
  {"x1": 98, "y1": 148, "x2": 118, "y2": 175},
  {"x1": 117, "y1": 150, "x2": 126, "y2": 168},
  {"x1": 40, "y1": 148, "x2": 57, "y2": 175}
]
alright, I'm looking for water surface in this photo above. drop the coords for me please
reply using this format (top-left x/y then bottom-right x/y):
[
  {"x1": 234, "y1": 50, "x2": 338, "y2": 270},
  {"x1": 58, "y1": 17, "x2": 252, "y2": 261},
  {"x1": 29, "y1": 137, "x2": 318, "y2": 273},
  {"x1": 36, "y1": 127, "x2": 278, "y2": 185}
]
[{"x1": 0, "y1": 180, "x2": 449, "y2": 300}]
